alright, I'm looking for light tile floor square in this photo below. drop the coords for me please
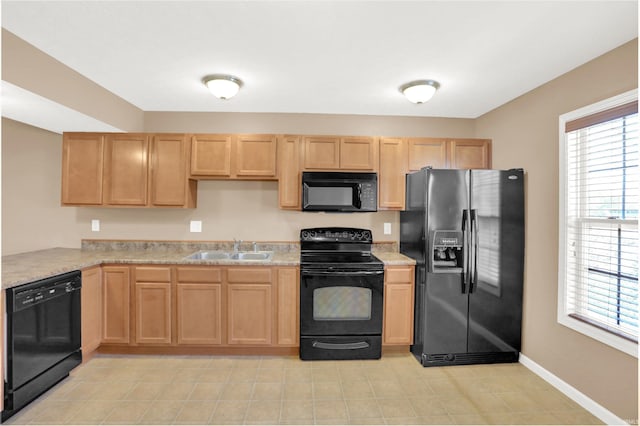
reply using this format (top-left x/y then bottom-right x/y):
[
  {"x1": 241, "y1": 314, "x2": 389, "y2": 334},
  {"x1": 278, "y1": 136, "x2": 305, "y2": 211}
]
[{"x1": 4, "y1": 353, "x2": 603, "y2": 425}]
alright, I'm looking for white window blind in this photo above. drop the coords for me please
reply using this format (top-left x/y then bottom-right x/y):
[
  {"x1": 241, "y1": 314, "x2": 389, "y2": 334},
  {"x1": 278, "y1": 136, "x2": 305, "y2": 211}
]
[{"x1": 559, "y1": 92, "x2": 638, "y2": 355}]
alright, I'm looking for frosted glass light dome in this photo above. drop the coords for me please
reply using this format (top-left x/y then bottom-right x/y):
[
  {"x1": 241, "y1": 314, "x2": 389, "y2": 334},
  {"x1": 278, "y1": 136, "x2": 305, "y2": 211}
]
[
  {"x1": 401, "y1": 80, "x2": 440, "y2": 104},
  {"x1": 204, "y1": 75, "x2": 242, "y2": 100}
]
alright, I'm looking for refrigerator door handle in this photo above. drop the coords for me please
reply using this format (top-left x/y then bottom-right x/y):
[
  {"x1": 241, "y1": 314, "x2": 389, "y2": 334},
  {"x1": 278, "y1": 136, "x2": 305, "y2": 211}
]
[
  {"x1": 461, "y1": 209, "x2": 470, "y2": 294},
  {"x1": 470, "y1": 209, "x2": 478, "y2": 293}
]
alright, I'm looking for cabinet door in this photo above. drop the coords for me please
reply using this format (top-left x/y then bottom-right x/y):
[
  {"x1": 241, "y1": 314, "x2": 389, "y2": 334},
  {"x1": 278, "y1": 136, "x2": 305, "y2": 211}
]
[
  {"x1": 227, "y1": 284, "x2": 272, "y2": 345},
  {"x1": 276, "y1": 268, "x2": 299, "y2": 346},
  {"x1": 408, "y1": 138, "x2": 448, "y2": 171},
  {"x1": 102, "y1": 266, "x2": 131, "y2": 344},
  {"x1": 150, "y1": 134, "x2": 194, "y2": 207},
  {"x1": 61, "y1": 133, "x2": 104, "y2": 205},
  {"x1": 340, "y1": 137, "x2": 377, "y2": 170},
  {"x1": 81, "y1": 267, "x2": 102, "y2": 356},
  {"x1": 191, "y1": 134, "x2": 233, "y2": 176},
  {"x1": 176, "y1": 283, "x2": 223, "y2": 345},
  {"x1": 278, "y1": 135, "x2": 301, "y2": 209},
  {"x1": 135, "y1": 282, "x2": 172, "y2": 345},
  {"x1": 378, "y1": 138, "x2": 407, "y2": 210},
  {"x1": 236, "y1": 134, "x2": 277, "y2": 178},
  {"x1": 303, "y1": 136, "x2": 340, "y2": 169},
  {"x1": 449, "y1": 139, "x2": 491, "y2": 169},
  {"x1": 383, "y1": 266, "x2": 415, "y2": 345},
  {"x1": 227, "y1": 267, "x2": 273, "y2": 345},
  {"x1": 104, "y1": 134, "x2": 149, "y2": 205},
  {"x1": 177, "y1": 267, "x2": 224, "y2": 345}
]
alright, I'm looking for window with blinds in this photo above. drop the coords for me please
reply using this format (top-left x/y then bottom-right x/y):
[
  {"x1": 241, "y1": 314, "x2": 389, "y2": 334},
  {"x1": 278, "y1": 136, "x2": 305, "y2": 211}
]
[{"x1": 559, "y1": 91, "x2": 638, "y2": 356}]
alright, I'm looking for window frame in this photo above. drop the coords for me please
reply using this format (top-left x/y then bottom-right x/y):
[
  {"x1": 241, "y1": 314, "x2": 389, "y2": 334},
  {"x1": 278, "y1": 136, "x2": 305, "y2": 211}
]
[{"x1": 558, "y1": 89, "x2": 638, "y2": 358}]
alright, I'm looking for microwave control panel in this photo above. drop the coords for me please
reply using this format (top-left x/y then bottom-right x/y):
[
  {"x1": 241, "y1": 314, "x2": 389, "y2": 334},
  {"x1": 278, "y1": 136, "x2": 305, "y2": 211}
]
[{"x1": 360, "y1": 182, "x2": 377, "y2": 209}]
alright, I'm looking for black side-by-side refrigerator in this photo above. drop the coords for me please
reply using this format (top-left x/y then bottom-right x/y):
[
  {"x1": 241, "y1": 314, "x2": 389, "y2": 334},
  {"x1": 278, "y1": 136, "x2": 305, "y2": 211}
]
[{"x1": 400, "y1": 168, "x2": 525, "y2": 367}]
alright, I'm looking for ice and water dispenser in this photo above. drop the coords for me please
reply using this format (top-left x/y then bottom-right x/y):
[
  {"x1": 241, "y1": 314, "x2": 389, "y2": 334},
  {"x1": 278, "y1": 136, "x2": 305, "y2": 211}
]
[{"x1": 430, "y1": 230, "x2": 464, "y2": 273}]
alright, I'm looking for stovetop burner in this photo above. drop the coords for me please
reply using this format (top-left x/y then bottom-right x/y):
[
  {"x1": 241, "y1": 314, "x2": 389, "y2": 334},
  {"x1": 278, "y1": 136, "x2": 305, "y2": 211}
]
[{"x1": 300, "y1": 227, "x2": 383, "y2": 270}]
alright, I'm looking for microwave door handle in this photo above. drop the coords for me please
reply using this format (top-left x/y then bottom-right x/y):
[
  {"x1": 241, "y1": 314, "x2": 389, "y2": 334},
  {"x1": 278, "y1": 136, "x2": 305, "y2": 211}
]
[{"x1": 355, "y1": 183, "x2": 362, "y2": 209}]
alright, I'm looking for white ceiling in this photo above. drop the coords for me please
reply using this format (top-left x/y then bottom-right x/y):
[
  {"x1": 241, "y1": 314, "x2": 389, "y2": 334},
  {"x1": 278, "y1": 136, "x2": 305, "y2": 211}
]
[{"x1": 1, "y1": 1, "x2": 638, "y2": 132}]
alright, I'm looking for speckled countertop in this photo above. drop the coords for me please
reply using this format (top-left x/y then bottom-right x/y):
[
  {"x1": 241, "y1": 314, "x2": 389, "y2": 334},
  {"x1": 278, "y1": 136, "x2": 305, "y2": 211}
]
[{"x1": 2, "y1": 240, "x2": 415, "y2": 290}]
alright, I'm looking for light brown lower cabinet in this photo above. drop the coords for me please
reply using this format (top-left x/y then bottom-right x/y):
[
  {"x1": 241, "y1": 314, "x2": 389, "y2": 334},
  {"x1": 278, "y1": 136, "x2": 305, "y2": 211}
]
[
  {"x1": 102, "y1": 266, "x2": 131, "y2": 344},
  {"x1": 93, "y1": 263, "x2": 414, "y2": 351},
  {"x1": 276, "y1": 267, "x2": 299, "y2": 346},
  {"x1": 135, "y1": 283, "x2": 172, "y2": 345},
  {"x1": 227, "y1": 268, "x2": 273, "y2": 345},
  {"x1": 134, "y1": 267, "x2": 172, "y2": 345},
  {"x1": 383, "y1": 265, "x2": 415, "y2": 345},
  {"x1": 176, "y1": 267, "x2": 224, "y2": 345},
  {"x1": 81, "y1": 267, "x2": 102, "y2": 356}
]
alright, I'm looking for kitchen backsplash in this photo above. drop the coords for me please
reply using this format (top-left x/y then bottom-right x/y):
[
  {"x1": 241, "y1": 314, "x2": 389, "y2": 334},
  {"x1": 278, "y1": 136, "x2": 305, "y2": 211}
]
[{"x1": 81, "y1": 239, "x2": 398, "y2": 253}]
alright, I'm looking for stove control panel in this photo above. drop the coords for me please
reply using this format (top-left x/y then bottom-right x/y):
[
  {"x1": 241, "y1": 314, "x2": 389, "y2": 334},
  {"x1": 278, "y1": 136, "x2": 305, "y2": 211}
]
[{"x1": 301, "y1": 227, "x2": 373, "y2": 243}]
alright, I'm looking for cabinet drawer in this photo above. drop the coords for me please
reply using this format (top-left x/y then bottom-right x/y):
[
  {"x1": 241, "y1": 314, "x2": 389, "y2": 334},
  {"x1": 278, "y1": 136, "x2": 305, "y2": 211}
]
[
  {"x1": 385, "y1": 267, "x2": 413, "y2": 283},
  {"x1": 177, "y1": 267, "x2": 223, "y2": 283},
  {"x1": 135, "y1": 266, "x2": 171, "y2": 282},
  {"x1": 227, "y1": 268, "x2": 272, "y2": 283}
]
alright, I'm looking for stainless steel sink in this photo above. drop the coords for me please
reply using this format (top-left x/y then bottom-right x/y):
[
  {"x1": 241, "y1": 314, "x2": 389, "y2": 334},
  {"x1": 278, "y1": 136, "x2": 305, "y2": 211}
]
[
  {"x1": 184, "y1": 250, "x2": 273, "y2": 261},
  {"x1": 230, "y1": 251, "x2": 273, "y2": 261},
  {"x1": 184, "y1": 251, "x2": 231, "y2": 260}
]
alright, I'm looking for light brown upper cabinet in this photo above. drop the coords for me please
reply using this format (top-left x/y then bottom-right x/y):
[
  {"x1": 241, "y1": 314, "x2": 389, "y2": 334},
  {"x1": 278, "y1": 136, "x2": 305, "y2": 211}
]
[
  {"x1": 235, "y1": 134, "x2": 277, "y2": 178},
  {"x1": 303, "y1": 136, "x2": 340, "y2": 169},
  {"x1": 277, "y1": 135, "x2": 302, "y2": 210},
  {"x1": 190, "y1": 134, "x2": 277, "y2": 179},
  {"x1": 103, "y1": 134, "x2": 149, "y2": 206},
  {"x1": 62, "y1": 132, "x2": 196, "y2": 208},
  {"x1": 190, "y1": 134, "x2": 233, "y2": 177},
  {"x1": 303, "y1": 136, "x2": 377, "y2": 171},
  {"x1": 378, "y1": 137, "x2": 491, "y2": 210},
  {"x1": 61, "y1": 133, "x2": 105, "y2": 205},
  {"x1": 340, "y1": 136, "x2": 379, "y2": 170},
  {"x1": 408, "y1": 138, "x2": 448, "y2": 171},
  {"x1": 449, "y1": 138, "x2": 492, "y2": 169},
  {"x1": 150, "y1": 134, "x2": 196, "y2": 207},
  {"x1": 378, "y1": 138, "x2": 408, "y2": 210}
]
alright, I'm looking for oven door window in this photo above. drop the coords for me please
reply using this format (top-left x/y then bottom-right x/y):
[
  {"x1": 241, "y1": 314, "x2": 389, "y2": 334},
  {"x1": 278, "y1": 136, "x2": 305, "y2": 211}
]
[
  {"x1": 300, "y1": 271, "x2": 383, "y2": 335},
  {"x1": 313, "y1": 286, "x2": 372, "y2": 320}
]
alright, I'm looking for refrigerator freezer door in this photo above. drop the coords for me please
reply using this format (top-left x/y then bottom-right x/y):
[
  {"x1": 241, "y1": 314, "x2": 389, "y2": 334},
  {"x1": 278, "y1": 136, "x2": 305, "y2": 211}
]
[
  {"x1": 422, "y1": 169, "x2": 470, "y2": 355},
  {"x1": 468, "y1": 169, "x2": 524, "y2": 353},
  {"x1": 424, "y1": 272, "x2": 468, "y2": 354}
]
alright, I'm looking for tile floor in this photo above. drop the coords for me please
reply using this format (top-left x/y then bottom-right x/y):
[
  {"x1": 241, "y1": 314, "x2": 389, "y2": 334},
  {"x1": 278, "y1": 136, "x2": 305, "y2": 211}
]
[{"x1": 5, "y1": 353, "x2": 602, "y2": 425}]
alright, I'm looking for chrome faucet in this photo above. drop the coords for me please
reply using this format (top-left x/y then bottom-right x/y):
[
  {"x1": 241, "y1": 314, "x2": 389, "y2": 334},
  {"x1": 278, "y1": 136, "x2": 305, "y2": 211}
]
[
  {"x1": 233, "y1": 239, "x2": 242, "y2": 253},
  {"x1": 252, "y1": 242, "x2": 258, "y2": 252}
]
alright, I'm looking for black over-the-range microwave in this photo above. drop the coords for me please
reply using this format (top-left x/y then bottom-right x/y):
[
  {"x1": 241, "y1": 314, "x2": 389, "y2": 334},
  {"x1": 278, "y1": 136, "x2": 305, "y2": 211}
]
[{"x1": 301, "y1": 171, "x2": 378, "y2": 212}]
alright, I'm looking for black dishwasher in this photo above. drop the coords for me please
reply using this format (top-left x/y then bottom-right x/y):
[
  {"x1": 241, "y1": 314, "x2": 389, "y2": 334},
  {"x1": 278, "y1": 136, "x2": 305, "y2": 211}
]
[{"x1": 3, "y1": 270, "x2": 82, "y2": 421}]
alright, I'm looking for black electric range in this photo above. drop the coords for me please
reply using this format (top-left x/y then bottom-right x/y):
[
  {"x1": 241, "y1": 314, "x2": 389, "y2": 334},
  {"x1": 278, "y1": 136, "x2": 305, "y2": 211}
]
[{"x1": 299, "y1": 227, "x2": 384, "y2": 360}]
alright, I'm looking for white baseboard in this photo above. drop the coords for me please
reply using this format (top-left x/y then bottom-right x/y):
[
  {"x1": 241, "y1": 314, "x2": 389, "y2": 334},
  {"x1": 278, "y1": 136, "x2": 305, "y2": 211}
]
[{"x1": 519, "y1": 354, "x2": 629, "y2": 425}]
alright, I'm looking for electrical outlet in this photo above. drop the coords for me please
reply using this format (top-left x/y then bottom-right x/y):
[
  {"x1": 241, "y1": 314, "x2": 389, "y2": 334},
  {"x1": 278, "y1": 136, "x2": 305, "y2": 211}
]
[
  {"x1": 91, "y1": 219, "x2": 100, "y2": 232},
  {"x1": 190, "y1": 220, "x2": 202, "y2": 233},
  {"x1": 384, "y1": 222, "x2": 391, "y2": 235}
]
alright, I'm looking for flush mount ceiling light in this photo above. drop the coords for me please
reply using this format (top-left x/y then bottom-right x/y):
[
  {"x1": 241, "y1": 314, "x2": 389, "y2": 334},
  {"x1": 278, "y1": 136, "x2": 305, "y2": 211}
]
[
  {"x1": 400, "y1": 80, "x2": 440, "y2": 104},
  {"x1": 203, "y1": 75, "x2": 242, "y2": 100}
]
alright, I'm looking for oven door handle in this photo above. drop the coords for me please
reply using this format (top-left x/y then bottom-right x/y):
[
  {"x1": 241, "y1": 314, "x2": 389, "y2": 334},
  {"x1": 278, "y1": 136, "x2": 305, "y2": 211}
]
[
  {"x1": 301, "y1": 269, "x2": 384, "y2": 276},
  {"x1": 312, "y1": 340, "x2": 370, "y2": 350}
]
